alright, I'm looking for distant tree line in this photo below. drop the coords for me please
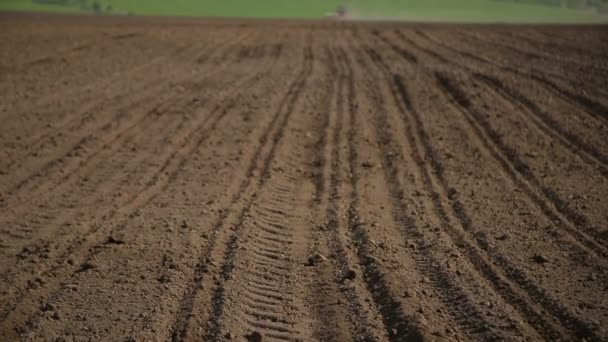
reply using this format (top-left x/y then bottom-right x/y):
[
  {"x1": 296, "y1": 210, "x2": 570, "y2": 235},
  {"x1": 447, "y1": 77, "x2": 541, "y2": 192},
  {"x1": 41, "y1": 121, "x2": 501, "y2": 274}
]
[
  {"x1": 32, "y1": 0, "x2": 113, "y2": 13},
  {"x1": 32, "y1": 0, "x2": 74, "y2": 5},
  {"x1": 495, "y1": 0, "x2": 608, "y2": 11}
]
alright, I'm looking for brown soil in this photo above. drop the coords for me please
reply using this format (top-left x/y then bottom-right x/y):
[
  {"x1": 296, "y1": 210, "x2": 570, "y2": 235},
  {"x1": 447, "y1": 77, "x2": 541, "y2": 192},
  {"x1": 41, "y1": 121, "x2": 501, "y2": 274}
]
[{"x1": 1, "y1": 13, "x2": 607, "y2": 342}]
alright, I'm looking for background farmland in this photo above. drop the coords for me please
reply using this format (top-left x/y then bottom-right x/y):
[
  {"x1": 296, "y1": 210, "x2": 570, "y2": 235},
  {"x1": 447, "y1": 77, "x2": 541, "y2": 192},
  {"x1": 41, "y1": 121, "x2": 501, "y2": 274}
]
[{"x1": 1, "y1": 0, "x2": 608, "y2": 22}]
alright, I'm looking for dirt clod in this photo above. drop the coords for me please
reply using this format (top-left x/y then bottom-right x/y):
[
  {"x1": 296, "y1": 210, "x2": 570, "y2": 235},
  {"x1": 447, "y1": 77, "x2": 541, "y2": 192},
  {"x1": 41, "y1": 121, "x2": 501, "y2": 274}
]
[
  {"x1": 246, "y1": 331, "x2": 263, "y2": 342},
  {"x1": 105, "y1": 235, "x2": 125, "y2": 245},
  {"x1": 77, "y1": 262, "x2": 96, "y2": 272},
  {"x1": 41, "y1": 303, "x2": 55, "y2": 312},
  {"x1": 361, "y1": 161, "x2": 375, "y2": 168},
  {"x1": 158, "y1": 274, "x2": 170, "y2": 284},
  {"x1": 496, "y1": 234, "x2": 509, "y2": 241},
  {"x1": 532, "y1": 254, "x2": 550, "y2": 264}
]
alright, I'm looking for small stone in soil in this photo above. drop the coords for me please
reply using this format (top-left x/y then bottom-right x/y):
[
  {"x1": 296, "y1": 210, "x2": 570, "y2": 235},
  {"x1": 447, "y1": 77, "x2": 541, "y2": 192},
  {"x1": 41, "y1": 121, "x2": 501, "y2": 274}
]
[
  {"x1": 306, "y1": 253, "x2": 326, "y2": 266},
  {"x1": 447, "y1": 188, "x2": 457, "y2": 200},
  {"x1": 344, "y1": 269, "x2": 357, "y2": 280}
]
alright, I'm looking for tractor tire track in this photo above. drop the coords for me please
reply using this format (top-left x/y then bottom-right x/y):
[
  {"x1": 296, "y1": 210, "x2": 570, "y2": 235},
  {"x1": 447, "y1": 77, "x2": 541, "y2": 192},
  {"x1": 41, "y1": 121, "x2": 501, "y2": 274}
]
[{"x1": 170, "y1": 41, "x2": 314, "y2": 342}]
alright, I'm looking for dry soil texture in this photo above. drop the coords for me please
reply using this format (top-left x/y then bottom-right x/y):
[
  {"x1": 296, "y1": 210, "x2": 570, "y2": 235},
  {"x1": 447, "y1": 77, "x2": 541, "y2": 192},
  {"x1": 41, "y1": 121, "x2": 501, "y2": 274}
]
[{"x1": 1, "y1": 13, "x2": 608, "y2": 342}]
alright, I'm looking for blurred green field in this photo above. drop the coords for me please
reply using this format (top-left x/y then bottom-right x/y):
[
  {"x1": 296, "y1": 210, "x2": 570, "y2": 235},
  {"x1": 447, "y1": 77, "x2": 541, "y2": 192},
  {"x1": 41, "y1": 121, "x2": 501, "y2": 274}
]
[
  {"x1": 349, "y1": 0, "x2": 608, "y2": 22},
  {"x1": 1, "y1": 0, "x2": 607, "y2": 22}
]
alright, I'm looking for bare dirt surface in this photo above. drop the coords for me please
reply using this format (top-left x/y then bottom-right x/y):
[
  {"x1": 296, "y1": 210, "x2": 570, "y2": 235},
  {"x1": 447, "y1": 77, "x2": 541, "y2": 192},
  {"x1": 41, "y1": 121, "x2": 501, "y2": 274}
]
[{"x1": 1, "y1": 13, "x2": 607, "y2": 342}]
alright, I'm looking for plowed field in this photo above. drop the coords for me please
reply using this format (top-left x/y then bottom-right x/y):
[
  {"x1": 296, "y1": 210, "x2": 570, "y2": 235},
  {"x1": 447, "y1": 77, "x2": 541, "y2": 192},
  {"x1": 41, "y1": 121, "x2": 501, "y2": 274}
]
[{"x1": 1, "y1": 13, "x2": 608, "y2": 342}]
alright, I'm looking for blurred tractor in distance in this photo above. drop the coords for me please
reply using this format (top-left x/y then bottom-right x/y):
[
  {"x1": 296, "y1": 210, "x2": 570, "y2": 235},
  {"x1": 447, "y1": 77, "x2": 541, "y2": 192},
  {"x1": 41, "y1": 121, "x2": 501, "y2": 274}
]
[
  {"x1": 336, "y1": 4, "x2": 347, "y2": 18},
  {"x1": 326, "y1": 4, "x2": 348, "y2": 19}
]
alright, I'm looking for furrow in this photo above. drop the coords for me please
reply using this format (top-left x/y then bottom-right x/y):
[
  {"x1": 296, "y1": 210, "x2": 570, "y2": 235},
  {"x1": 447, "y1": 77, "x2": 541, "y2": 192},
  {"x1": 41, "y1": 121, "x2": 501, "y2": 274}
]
[
  {"x1": 1, "y1": 33, "x2": 250, "y2": 199},
  {"x1": 336, "y1": 40, "x2": 436, "y2": 341},
  {"x1": 299, "y1": 43, "x2": 361, "y2": 342},
  {"x1": 456, "y1": 29, "x2": 608, "y2": 88},
  {"x1": 1, "y1": 40, "x2": 279, "y2": 336},
  {"x1": 434, "y1": 72, "x2": 608, "y2": 254},
  {"x1": 0, "y1": 108, "x2": 187, "y2": 321},
  {"x1": 392, "y1": 69, "x2": 571, "y2": 340},
  {"x1": 490, "y1": 29, "x2": 608, "y2": 61},
  {"x1": 313, "y1": 44, "x2": 395, "y2": 342},
  {"x1": 0, "y1": 33, "x2": 272, "y2": 276},
  {"x1": 0, "y1": 41, "x2": 200, "y2": 171},
  {"x1": 434, "y1": 71, "x2": 604, "y2": 340},
  {"x1": 408, "y1": 29, "x2": 608, "y2": 124},
  {"x1": 359, "y1": 45, "x2": 504, "y2": 341},
  {"x1": 384, "y1": 29, "x2": 608, "y2": 257},
  {"x1": 0, "y1": 97, "x2": 174, "y2": 218},
  {"x1": 474, "y1": 73, "x2": 608, "y2": 177}
]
